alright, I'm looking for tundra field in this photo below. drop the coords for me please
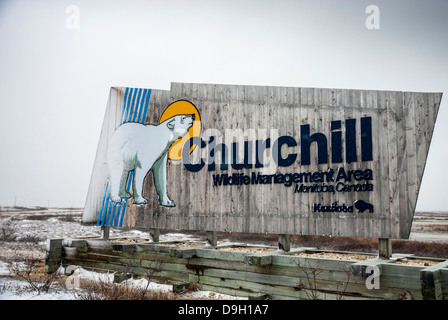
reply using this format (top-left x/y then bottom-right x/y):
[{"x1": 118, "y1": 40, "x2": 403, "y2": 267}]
[{"x1": 0, "y1": 207, "x2": 447, "y2": 300}]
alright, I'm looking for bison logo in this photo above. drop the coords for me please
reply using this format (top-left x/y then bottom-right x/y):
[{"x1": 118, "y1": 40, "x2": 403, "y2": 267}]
[{"x1": 354, "y1": 200, "x2": 374, "y2": 213}]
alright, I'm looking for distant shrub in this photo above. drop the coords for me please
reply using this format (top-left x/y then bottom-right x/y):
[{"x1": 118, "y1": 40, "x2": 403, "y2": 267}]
[
  {"x1": 17, "y1": 234, "x2": 46, "y2": 244},
  {"x1": 392, "y1": 240, "x2": 448, "y2": 258},
  {"x1": 8, "y1": 252, "x2": 62, "y2": 295},
  {"x1": 58, "y1": 215, "x2": 80, "y2": 223},
  {"x1": 23, "y1": 214, "x2": 55, "y2": 221},
  {"x1": 0, "y1": 219, "x2": 18, "y2": 242}
]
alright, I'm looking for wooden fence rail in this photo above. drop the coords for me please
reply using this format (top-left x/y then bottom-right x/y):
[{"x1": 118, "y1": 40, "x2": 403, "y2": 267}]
[{"x1": 46, "y1": 236, "x2": 448, "y2": 300}]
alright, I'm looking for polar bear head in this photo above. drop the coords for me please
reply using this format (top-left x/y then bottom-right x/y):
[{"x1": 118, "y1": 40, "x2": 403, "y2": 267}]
[{"x1": 164, "y1": 114, "x2": 195, "y2": 140}]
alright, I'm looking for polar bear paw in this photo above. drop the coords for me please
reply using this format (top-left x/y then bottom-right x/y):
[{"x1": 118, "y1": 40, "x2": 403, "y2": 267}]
[
  {"x1": 133, "y1": 196, "x2": 148, "y2": 205},
  {"x1": 110, "y1": 194, "x2": 123, "y2": 203},
  {"x1": 160, "y1": 198, "x2": 175, "y2": 207},
  {"x1": 119, "y1": 191, "x2": 131, "y2": 199}
]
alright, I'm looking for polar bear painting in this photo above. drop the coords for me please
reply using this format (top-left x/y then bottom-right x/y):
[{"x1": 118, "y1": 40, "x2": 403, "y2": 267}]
[{"x1": 107, "y1": 114, "x2": 195, "y2": 206}]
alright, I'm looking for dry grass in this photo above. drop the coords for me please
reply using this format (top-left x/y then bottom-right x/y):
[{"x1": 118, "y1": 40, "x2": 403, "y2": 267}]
[
  {"x1": 0, "y1": 219, "x2": 17, "y2": 242},
  {"x1": 20, "y1": 214, "x2": 57, "y2": 221},
  {"x1": 423, "y1": 224, "x2": 448, "y2": 232},
  {"x1": 6, "y1": 252, "x2": 65, "y2": 295},
  {"x1": 218, "y1": 246, "x2": 275, "y2": 253},
  {"x1": 391, "y1": 240, "x2": 448, "y2": 258},
  {"x1": 212, "y1": 232, "x2": 448, "y2": 258},
  {"x1": 0, "y1": 219, "x2": 45, "y2": 243},
  {"x1": 295, "y1": 252, "x2": 373, "y2": 261},
  {"x1": 113, "y1": 238, "x2": 150, "y2": 243},
  {"x1": 156, "y1": 242, "x2": 205, "y2": 247},
  {"x1": 394, "y1": 258, "x2": 439, "y2": 267},
  {"x1": 57, "y1": 215, "x2": 80, "y2": 223},
  {"x1": 76, "y1": 278, "x2": 177, "y2": 300},
  {"x1": 291, "y1": 235, "x2": 379, "y2": 253}
]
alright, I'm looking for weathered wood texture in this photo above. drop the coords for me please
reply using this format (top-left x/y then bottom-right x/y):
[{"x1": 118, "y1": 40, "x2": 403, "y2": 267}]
[
  {"x1": 83, "y1": 83, "x2": 442, "y2": 239},
  {"x1": 378, "y1": 238, "x2": 392, "y2": 259},
  {"x1": 420, "y1": 260, "x2": 448, "y2": 300},
  {"x1": 45, "y1": 238, "x2": 64, "y2": 273},
  {"x1": 51, "y1": 237, "x2": 448, "y2": 300}
]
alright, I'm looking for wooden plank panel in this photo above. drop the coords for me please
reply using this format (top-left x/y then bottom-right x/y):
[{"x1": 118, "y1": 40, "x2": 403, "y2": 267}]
[{"x1": 83, "y1": 83, "x2": 442, "y2": 239}]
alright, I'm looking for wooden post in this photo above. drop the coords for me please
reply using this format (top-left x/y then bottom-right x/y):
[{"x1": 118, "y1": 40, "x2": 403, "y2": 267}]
[
  {"x1": 420, "y1": 261, "x2": 448, "y2": 300},
  {"x1": 206, "y1": 231, "x2": 217, "y2": 246},
  {"x1": 101, "y1": 226, "x2": 110, "y2": 240},
  {"x1": 278, "y1": 234, "x2": 290, "y2": 252},
  {"x1": 378, "y1": 238, "x2": 392, "y2": 259},
  {"x1": 150, "y1": 228, "x2": 159, "y2": 242},
  {"x1": 45, "y1": 238, "x2": 64, "y2": 273}
]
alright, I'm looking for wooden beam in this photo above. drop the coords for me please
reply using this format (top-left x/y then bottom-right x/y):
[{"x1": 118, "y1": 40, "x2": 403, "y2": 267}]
[
  {"x1": 378, "y1": 238, "x2": 392, "y2": 259},
  {"x1": 420, "y1": 260, "x2": 448, "y2": 300},
  {"x1": 51, "y1": 235, "x2": 444, "y2": 300},
  {"x1": 101, "y1": 226, "x2": 110, "y2": 240},
  {"x1": 112, "y1": 243, "x2": 137, "y2": 253},
  {"x1": 62, "y1": 239, "x2": 88, "y2": 248},
  {"x1": 170, "y1": 248, "x2": 197, "y2": 259},
  {"x1": 245, "y1": 254, "x2": 273, "y2": 266},
  {"x1": 206, "y1": 231, "x2": 217, "y2": 247},
  {"x1": 45, "y1": 238, "x2": 64, "y2": 273},
  {"x1": 150, "y1": 228, "x2": 160, "y2": 242},
  {"x1": 278, "y1": 234, "x2": 290, "y2": 252}
]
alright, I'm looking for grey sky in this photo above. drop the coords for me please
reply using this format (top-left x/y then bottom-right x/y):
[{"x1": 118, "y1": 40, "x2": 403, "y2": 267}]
[{"x1": 0, "y1": 0, "x2": 447, "y2": 210}]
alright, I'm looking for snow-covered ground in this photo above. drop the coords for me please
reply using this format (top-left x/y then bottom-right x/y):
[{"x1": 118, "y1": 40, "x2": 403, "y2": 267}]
[
  {"x1": 0, "y1": 266, "x2": 239, "y2": 300},
  {"x1": 1, "y1": 207, "x2": 447, "y2": 300},
  {"x1": 0, "y1": 208, "x2": 246, "y2": 300}
]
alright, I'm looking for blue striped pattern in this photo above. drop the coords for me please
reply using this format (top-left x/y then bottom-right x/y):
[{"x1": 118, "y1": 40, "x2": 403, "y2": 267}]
[{"x1": 97, "y1": 88, "x2": 152, "y2": 227}]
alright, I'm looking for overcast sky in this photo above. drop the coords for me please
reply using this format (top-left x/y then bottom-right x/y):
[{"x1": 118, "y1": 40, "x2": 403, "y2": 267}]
[{"x1": 0, "y1": 0, "x2": 447, "y2": 211}]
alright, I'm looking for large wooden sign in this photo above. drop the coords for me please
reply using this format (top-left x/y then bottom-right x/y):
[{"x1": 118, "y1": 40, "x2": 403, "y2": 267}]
[{"x1": 83, "y1": 83, "x2": 442, "y2": 239}]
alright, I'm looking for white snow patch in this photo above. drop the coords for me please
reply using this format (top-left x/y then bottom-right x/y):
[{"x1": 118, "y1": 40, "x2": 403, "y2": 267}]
[
  {"x1": 0, "y1": 278, "x2": 76, "y2": 300},
  {"x1": 0, "y1": 261, "x2": 10, "y2": 276},
  {"x1": 0, "y1": 209, "x2": 248, "y2": 300}
]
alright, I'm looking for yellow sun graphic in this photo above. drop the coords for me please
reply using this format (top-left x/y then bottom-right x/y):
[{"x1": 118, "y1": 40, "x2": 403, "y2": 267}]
[{"x1": 159, "y1": 100, "x2": 201, "y2": 160}]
